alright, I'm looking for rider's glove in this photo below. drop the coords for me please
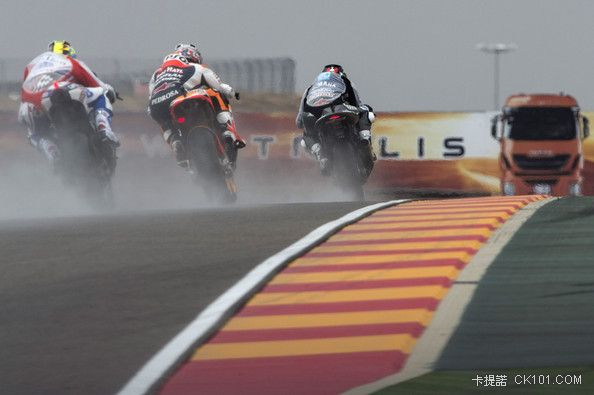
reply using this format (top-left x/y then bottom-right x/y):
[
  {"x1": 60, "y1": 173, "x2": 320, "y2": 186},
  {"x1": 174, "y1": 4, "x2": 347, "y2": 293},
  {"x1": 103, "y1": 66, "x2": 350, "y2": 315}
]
[
  {"x1": 105, "y1": 84, "x2": 122, "y2": 103},
  {"x1": 360, "y1": 104, "x2": 375, "y2": 123},
  {"x1": 105, "y1": 84, "x2": 116, "y2": 103},
  {"x1": 219, "y1": 83, "x2": 235, "y2": 99}
]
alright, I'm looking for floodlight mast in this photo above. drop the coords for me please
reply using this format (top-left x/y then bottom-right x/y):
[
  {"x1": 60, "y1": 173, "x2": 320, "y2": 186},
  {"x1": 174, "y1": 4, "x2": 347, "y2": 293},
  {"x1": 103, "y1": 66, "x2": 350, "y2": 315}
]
[{"x1": 477, "y1": 43, "x2": 518, "y2": 109}]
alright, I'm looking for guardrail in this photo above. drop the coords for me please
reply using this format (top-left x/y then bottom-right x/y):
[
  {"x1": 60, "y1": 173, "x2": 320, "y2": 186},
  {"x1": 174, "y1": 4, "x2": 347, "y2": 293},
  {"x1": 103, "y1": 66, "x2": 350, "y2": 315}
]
[{"x1": 0, "y1": 57, "x2": 296, "y2": 94}]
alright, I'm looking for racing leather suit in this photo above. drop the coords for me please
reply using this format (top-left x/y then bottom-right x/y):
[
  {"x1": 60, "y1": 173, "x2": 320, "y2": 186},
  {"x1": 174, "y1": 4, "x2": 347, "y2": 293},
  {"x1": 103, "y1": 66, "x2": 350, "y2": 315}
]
[
  {"x1": 148, "y1": 54, "x2": 244, "y2": 163},
  {"x1": 18, "y1": 51, "x2": 119, "y2": 163},
  {"x1": 296, "y1": 72, "x2": 375, "y2": 172}
]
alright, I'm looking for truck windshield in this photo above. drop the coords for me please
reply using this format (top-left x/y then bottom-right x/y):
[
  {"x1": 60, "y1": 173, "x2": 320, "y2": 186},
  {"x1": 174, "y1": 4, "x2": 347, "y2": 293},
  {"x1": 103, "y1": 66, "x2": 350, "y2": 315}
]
[{"x1": 504, "y1": 107, "x2": 577, "y2": 140}]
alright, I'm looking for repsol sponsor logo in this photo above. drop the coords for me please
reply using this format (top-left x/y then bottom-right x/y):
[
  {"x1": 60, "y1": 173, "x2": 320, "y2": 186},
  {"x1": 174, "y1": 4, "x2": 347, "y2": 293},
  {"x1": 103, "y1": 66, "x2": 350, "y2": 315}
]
[{"x1": 150, "y1": 90, "x2": 179, "y2": 105}]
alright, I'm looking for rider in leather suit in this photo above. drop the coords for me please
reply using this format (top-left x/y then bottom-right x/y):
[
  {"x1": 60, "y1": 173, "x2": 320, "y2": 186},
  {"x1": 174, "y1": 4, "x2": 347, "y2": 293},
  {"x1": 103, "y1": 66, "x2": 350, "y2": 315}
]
[
  {"x1": 296, "y1": 64, "x2": 375, "y2": 175},
  {"x1": 19, "y1": 40, "x2": 119, "y2": 167},
  {"x1": 148, "y1": 43, "x2": 245, "y2": 167}
]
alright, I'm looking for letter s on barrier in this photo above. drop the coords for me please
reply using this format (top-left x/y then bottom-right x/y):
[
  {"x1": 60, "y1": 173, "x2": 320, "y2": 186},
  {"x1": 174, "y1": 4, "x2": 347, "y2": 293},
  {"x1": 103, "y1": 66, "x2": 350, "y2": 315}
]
[{"x1": 443, "y1": 137, "x2": 465, "y2": 158}]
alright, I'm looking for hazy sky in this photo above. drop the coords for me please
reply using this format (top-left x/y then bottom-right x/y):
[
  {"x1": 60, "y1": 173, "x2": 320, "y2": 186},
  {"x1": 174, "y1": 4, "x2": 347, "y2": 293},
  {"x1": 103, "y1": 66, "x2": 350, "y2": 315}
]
[{"x1": 2, "y1": 0, "x2": 594, "y2": 111}]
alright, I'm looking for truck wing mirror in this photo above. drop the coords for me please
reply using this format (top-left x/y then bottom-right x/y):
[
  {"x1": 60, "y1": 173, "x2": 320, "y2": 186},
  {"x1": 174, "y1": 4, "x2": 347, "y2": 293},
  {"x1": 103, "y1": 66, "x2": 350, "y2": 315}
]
[
  {"x1": 584, "y1": 117, "x2": 590, "y2": 139},
  {"x1": 490, "y1": 115, "x2": 500, "y2": 140}
]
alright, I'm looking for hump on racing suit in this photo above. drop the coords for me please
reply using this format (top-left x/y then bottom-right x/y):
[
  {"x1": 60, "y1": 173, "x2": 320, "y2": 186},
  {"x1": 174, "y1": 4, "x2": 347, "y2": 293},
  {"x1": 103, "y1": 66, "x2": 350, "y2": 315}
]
[{"x1": 21, "y1": 51, "x2": 114, "y2": 108}]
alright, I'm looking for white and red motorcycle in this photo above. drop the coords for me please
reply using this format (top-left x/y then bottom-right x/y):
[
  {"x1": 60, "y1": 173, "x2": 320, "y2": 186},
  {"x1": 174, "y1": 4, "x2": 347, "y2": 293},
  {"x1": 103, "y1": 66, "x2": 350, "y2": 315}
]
[{"x1": 31, "y1": 77, "x2": 119, "y2": 207}]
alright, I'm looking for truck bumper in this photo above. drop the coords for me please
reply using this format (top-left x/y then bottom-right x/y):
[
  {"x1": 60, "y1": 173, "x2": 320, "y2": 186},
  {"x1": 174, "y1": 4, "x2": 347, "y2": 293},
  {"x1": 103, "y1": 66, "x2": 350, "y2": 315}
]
[{"x1": 501, "y1": 173, "x2": 582, "y2": 196}]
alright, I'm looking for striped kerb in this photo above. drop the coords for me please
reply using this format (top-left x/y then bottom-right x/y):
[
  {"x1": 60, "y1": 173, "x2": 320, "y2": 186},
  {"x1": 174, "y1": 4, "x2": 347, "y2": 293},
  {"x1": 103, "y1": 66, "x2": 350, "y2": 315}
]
[{"x1": 159, "y1": 196, "x2": 545, "y2": 395}]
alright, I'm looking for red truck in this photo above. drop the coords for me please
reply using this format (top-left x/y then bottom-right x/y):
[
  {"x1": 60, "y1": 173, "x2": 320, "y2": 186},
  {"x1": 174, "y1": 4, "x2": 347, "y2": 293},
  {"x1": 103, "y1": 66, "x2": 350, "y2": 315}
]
[{"x1": 491, "y1": 93, "x2": 590, "y2": 196}]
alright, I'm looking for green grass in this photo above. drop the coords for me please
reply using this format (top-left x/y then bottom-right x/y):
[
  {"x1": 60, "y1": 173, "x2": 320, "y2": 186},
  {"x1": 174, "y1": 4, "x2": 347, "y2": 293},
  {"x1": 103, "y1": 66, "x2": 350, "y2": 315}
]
[
  {"x1": 376, "y1": 198, "x2": 594, "y2": 394},
  {"x1": 374, "y1": 366, "x2": 594, "y2": 394}
]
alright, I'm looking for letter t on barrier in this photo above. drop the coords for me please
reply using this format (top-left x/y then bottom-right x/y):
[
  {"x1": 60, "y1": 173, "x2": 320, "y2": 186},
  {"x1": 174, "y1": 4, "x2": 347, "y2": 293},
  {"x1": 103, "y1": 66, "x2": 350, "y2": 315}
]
[{"x1": 251, "y1": 135, "x2": 276, "y2": 159}]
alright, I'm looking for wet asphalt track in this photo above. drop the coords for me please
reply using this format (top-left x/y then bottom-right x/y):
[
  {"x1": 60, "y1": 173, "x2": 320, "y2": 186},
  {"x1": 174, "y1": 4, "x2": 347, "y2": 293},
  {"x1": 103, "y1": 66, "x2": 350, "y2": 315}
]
[{"x1": 0, "y1": 202, "x2": 367, "y2": 395}]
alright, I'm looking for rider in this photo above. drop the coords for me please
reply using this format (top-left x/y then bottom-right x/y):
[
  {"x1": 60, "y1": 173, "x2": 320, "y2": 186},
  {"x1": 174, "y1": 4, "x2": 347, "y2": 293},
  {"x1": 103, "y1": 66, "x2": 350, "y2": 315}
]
[
  {"x1": 18, "y1": 40, "x2": 120, "y2": 167},
  {"x1": 148, "y1": 43, "x2": 245, "y2": 167},
  {"x1": 296, "y1": 64, "x2": 376, "y2": 175}
]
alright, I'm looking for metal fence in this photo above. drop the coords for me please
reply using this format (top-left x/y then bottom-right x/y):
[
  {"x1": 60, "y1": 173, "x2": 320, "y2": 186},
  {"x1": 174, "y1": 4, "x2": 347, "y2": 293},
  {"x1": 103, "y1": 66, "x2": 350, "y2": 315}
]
[{"x1": 0, "y1": 57, "x2": 296, "y2": 95}]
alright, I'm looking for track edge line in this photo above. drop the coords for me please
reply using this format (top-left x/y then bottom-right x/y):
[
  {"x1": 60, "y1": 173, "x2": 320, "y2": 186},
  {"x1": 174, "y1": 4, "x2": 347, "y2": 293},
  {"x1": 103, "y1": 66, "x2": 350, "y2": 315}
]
[{"x1": 116, "y1": 199, "x2": 410, "y2": 395}]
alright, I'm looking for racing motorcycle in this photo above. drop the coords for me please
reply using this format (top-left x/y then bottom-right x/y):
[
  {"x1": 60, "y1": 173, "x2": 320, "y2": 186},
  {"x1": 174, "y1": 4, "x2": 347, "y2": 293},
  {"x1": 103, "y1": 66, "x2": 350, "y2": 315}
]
[
  {"x1": 302, "y1": 73, "x2": 373, "y2": 200},
  {"x1": 168, "y1": 88, "x2": 238, "y2": 203},
  {"x1": 36, "y1": 80, "x2": 118, "y2": 208}
]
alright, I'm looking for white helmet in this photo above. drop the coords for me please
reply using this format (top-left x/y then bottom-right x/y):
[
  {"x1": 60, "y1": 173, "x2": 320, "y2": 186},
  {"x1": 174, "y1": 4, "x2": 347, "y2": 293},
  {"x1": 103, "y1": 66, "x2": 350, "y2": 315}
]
[{"x1": 174, "y1": 43, "x2": 202, "y2": 64}]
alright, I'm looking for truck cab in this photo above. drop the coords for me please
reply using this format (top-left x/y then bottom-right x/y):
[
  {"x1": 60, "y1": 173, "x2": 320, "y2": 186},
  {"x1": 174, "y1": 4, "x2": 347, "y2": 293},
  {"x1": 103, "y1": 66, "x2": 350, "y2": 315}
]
[{"x1": 491, "y1": 93, "x2": 589, "y2": 196}]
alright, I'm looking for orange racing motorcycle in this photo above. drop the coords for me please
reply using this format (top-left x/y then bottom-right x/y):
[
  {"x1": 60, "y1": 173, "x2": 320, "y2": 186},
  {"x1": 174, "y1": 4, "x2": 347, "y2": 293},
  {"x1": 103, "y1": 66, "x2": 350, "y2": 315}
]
[{"x1": 168, "y1": 88, "x2": 238, "y2": 203}]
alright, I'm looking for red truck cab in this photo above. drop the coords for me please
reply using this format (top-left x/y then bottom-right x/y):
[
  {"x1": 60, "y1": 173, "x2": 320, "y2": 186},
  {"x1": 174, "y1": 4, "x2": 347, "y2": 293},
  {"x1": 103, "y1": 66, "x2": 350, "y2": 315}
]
[{"x1": 491, "y1": 93, "x2": 590, "y2": 196}]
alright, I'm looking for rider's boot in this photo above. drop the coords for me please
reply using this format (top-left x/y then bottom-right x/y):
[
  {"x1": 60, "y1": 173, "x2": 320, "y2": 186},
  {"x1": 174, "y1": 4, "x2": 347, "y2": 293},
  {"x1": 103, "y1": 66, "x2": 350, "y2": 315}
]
[
  {"x1": 37, "y1": 137, "x2": 61, "y2": 172},
  {"x1": 95, "y1": 108, "x2": 120, "y2": 174},
  {"x1": 357, "y1": 129, "x2": 376, "y2": 178},
  {"x1": 95, "y1": 109, "x2": 120, "y2": 147},
  {"x1": 310, "y1": 142, "x2": 330, "y2": 176},
  {"x1": 218, "y1": 117, "x2": 245, "y2": 170},
  {"x1": 217, "y1": 112, "x2": 246, "y2": 167},
  {"x1": 164, "y1": 130, "x2": 188, "y2": 168}
]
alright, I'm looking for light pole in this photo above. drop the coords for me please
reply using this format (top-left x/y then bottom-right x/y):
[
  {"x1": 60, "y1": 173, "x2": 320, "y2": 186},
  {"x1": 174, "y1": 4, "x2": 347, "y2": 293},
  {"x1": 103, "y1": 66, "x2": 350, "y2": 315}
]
[{"x1": 477, "y1": 43, "x2": 518, "y2": 109}]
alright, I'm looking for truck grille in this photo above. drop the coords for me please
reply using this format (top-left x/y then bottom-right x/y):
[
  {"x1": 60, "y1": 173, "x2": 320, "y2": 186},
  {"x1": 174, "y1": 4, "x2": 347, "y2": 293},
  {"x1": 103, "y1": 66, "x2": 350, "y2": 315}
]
[
  {"x1": 524, "y1": 179, "x2": 559, "y2": 186},
  {"x1": 512, "y1": 154, "x2": 570, "y2": 170}
]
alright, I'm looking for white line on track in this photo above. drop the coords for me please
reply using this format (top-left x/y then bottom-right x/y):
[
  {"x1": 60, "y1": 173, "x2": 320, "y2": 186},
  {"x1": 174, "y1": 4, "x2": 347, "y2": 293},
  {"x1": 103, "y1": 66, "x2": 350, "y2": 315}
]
[
  {"x1": 343, "y1": 197, "x2": 555, "y2": 395},
  {"x1": 117, "y1": 199, "x2": 409, "y2": 395}
]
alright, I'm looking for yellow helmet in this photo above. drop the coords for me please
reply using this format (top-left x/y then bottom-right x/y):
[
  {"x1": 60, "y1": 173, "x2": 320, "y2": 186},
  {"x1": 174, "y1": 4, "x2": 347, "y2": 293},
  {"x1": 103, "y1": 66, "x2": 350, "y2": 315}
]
[{"x1": 48, "y1": 40, "x2": 76, "y2": 58}]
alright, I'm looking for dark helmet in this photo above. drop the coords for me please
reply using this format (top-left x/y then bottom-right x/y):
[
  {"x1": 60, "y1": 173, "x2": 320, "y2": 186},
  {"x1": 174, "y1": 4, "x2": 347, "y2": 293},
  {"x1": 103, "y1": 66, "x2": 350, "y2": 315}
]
[
  {"x1": 48, "y1": 40, "x2": 76, "y2": 58},
  {"x1": 322, "y1": 64, "x2": 345, "y2": 76},
  {"x1": 175, "y1": 43, "x2": 202, "y2": 64}
]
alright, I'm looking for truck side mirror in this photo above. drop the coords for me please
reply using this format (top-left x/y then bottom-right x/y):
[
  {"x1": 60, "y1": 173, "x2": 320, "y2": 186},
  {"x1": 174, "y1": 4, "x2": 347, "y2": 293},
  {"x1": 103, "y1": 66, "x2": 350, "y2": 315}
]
[
  {"x1": 583, "y1": 117, "x2": 590, "y2": 139},
  {"x1": 490, "y1": 115, "x2": 500, "y2": 140}
]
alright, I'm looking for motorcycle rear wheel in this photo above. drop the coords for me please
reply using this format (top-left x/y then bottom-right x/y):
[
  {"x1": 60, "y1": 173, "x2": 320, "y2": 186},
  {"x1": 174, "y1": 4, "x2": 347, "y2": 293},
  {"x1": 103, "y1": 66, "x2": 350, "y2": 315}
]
[
  {"x1": 187, "y1": 126, "x2": 237, "y2": 204},
  {"x1": 331, "y1": 140, "x2": 365, "y2": 201}
]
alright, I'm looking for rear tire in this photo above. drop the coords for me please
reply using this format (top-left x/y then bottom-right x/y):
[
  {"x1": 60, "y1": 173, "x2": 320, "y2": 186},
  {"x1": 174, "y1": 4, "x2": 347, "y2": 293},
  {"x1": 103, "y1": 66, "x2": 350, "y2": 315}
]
[
  {"x1": 187, "y1": 126, "x2": 237, "y2": 204},
  {"x1": 332, "y1": 140, "x2": 365, "y2": 201}
]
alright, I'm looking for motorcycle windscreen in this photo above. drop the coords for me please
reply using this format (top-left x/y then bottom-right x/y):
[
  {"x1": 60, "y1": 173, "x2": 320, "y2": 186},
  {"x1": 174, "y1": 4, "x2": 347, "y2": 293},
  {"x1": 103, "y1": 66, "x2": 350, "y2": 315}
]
[
  {"x1": 23, "y1": 72, "x2": 66, "y2": 93},
  {"x1": 305, "y1": 72, "x2": 347, "y2": 107}
]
